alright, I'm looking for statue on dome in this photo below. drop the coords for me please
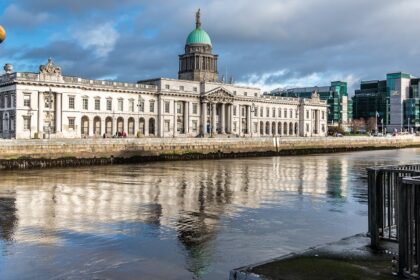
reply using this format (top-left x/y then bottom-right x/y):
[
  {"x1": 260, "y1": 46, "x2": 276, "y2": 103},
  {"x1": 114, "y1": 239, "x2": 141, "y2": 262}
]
[{"x1": 196, "y1": 9, "x2": 201, "y2": 29}]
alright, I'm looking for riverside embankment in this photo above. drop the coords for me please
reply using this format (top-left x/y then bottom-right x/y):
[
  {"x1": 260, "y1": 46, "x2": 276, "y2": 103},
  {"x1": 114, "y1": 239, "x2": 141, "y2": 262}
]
[{"x1": 0, "y1": 135, "x2": 419, "y2": 169}]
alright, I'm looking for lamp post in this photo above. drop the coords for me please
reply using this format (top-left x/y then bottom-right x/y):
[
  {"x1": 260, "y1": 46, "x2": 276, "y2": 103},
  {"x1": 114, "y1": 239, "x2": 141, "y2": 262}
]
[{"x1": 408, "y1": 117, "x2": 411, "y2": 133}]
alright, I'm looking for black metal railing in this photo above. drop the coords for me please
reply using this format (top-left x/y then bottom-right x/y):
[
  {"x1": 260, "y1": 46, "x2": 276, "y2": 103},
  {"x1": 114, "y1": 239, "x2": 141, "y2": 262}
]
[
  {"x1": 367, "y1": 164, "x2": 420, "y2": 248},
  {"x1": 399, "y1": 176, "x2": 420, "y2": 278}
]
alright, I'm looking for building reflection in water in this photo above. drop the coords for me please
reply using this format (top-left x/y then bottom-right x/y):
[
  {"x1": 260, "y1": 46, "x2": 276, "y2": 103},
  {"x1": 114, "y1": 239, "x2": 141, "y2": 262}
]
[{"x1": 0, "y1": 155, "x2": 353, "y2": 278}]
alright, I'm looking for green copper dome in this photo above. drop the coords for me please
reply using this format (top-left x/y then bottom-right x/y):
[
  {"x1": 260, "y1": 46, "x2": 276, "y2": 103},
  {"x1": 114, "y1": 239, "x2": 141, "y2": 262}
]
[{"x1": 186, "y1": 28, "x2": 212, "y2": 46}]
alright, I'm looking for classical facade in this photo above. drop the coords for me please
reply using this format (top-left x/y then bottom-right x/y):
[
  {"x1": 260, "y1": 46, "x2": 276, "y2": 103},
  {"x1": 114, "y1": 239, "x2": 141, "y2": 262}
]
[{"x1": 0, "y1": 11, "x2": 328, "y2": 139}]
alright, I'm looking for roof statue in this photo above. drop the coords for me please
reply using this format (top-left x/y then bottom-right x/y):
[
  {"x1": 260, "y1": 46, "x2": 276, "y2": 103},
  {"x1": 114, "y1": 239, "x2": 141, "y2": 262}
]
[
  {"x1": 39, "y1": 58, "x2": 61, "y2": 76},
  {"x1": 311, "y1": 90, "x2": 320, "y2": 100},
  {"x1": 196, "y1": 9, "x2": 201, "y2": 29}
]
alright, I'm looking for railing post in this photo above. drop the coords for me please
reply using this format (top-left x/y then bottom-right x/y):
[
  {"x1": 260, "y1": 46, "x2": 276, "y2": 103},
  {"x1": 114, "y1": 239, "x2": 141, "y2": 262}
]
[
  {"x1": 398, "y1": 180, "x2": 409, "y2": 276},
  {"x1": 368, "y1": 168, "x2": 380, "y2": 248}
]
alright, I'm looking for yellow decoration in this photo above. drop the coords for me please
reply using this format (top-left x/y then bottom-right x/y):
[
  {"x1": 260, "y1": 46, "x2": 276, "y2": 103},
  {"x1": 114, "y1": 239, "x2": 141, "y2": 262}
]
[{"x1": 0, "y1": 26, "x2": 6, "y2": 44}]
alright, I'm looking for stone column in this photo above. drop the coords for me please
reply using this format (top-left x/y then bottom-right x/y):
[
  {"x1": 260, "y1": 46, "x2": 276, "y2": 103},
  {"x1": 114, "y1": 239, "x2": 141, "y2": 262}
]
[
  {"x1": 38, "y1": 91, "x2": 44, "y2": 136},
  {"x1": 184, "y1": 101, "x2": 189, "y2": 134},
  {"x1": 201, "y1": 101, "x2": 207, "y2": 135},
  {"x1": 220, "y1": 103, "x2": 226, "y2": 134},
  {"x1": 247, "y1": 105, "x2": 251, "y2": 135},
  {"x1": 226, "y1": 104, "x2": 231, "y2": 133},
  {"x1": 55, "y1": 93, "x2": 62, "y2": 133},
  {"x1": 229, "y1": 104, "x2": 234, "y2": 134},
  {"x1": 88, "y1": 117, "x2": 94, "y2": 137},
  {"x1": 144, "y1": 117, "x2": 149, "y2": 137},
  {"x1": 173, "y1": 101, "x2": 177, "y2": 137},
  {"x1": 211, "y1": 103, "x2": 217, "y2": 135},
  {"x1": 112, "y1": 116, "x2": 117, "y2": 136}
]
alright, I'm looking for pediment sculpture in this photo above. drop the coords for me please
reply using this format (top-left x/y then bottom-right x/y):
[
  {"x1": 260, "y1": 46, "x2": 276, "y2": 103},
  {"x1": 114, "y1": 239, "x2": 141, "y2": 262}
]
[
  {"x1": 202, "y1": 87, "x2": 234, "y2": 103},
  {"x1": 39, "y1": 58, "x2": 61, "y2": 76}
]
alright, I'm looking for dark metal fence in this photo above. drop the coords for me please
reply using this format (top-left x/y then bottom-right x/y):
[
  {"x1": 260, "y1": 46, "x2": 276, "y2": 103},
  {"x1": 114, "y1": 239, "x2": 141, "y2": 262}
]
[
  {"x1": 399, "y1": 176, "x2": 420, "y2": 278},
  {"x1": 367, "y1": 164, "x2": 420, "y2": 248}
]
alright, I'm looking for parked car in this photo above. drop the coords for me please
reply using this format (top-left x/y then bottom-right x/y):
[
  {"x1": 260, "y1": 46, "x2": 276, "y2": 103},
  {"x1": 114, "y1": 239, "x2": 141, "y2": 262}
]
[{"x1": 335, "y1": 133, "x2": 343, "y2": 137}]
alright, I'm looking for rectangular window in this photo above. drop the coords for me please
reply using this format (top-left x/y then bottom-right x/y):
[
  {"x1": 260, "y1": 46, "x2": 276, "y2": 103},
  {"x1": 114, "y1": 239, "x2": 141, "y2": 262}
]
[
  {"x1": 272, "y1": 108, "x2": 276, "y2": 118},
  {"x1": 284, "y1": 109, "x2": 287, "y2": 118},
  {"x1": 192, "y1": 120, "x2": 198, "y2": 132},
  {"x1": 106, "y1": 99, "x2": 112, "y2": 111},
  {"x1": 118, "y1": 99, "x2": 123, "y2": 111},
  {"x1": 306, "y1": 110, "x2": 309, "y2": 118},
  {"x1": 233, "y1": 106, "x2": 237, "y2": 116},
  {"x1": 179, "y1": 86, "x2": 184, "y2": 91},
  {"x1": 254, "y1": 93, "x2": 258, "y2": 97},
  {"x1": 295, "y1": 110, "x2": 298, "y2": 118},
  {"x1": 241, "y1": 107, "x2": 245, "y2": 117},
  {"x1": 165, "y1": 101, "x2": 170, "y2": 113},
  {"x1": 254, "y1": 107, "x2": 258, "y2": 117},
  {"x1": 322, "y1": 111, "x2": 325, "y2": 120},
  {"x1": 266, "y1": 108, "x2": 269, "y2": 117},
  {"x1": 233, "y1": 122, "x2": 237, "y2": 132},
  {"x1": 193, "y1": 87, "x2": 198, "y2": 92},
  {"x1": 164, "y1": 120, "x2": 170, "y2": 132},
  {"x1": 24, "y1": 94, "x2": 31, "y2": 107},
  {"x1": 165, "y1": 84, "x2": 170, "y2": 90},
  {"x1": 260, "y1": 108, "x2": 263, "y2": 117},
  {"x1": 23, "y1": 116, "x2": 31, "y2": 130},
  {"x1": 244, "y1": 92, "x2": 248, "y2": 96},
  {"x1": 177, "y1": 102, "x2": 182, "y2": 114},
  {"x1": 129, "y1": 100, "x2": 135, "y2": 112},
  {"x1": 82, "y1": 98, "x2": 88, "y2": 110},
  {"x1": 150, "y1": 101, "x2": 155, "y2": 113},
  {"x1": 138, "y1": 100, "x2": 145, "y2": 112},
  {"x1": 279, "y1": 108, "x2": 282, "y2": 118},
  {"x1": 192, "y1": 103, "x2": 198, "y2": 114},
  {"x1": 306, "y1": 123, "x2": 309, "y2": 132},
  {"x1": 69, "y1": 96, "x2": 75, "y2": 109},
  {"x1": 68, "y1": 117, "x2": 75, "y2": 130},
  {"x1": 95, "y1": 99, "x2": 100, "y2": 111}
]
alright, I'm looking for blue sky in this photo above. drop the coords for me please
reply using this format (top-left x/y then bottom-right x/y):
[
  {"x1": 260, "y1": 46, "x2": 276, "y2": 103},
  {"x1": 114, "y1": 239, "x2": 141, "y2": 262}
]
[{"x1": 1, "y1": 0, "x2": 420, "y2": 93}]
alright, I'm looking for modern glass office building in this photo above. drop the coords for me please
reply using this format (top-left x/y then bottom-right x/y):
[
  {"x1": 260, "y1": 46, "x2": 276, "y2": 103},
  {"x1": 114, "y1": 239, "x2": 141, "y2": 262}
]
[
  {"x1": 352, "y1": 72, "x2": 420, "y2": 132},
  {"x1": 269, "y1": 81, "x2": 351, "y2": 126}
]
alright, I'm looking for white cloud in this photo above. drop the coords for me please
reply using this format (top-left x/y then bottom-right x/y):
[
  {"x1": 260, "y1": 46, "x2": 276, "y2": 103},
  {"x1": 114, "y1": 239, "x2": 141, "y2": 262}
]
[
  {"x1": 73, "y1": 22, "x2": 119, "y2": 57},
  {"x1": 3, "y1": 4, "x2": 51, "y2": 27}
]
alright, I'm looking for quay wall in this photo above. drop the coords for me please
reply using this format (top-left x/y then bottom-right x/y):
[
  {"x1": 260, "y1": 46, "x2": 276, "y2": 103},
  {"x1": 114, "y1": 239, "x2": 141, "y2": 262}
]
[{"x1": 0, "y1": 136, "x2": 419, "y2": 169}]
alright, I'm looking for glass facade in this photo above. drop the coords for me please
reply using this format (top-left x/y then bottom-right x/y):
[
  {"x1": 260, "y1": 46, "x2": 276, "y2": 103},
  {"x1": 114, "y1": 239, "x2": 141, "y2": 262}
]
[{"x1": 269, "y1": 81, "x2": 350, "y2": 125}]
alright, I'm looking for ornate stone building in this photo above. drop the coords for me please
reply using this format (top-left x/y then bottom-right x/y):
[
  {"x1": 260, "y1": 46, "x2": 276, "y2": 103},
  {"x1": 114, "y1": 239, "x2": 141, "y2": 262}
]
[{"x1": 0, "y1": 10, "x2": 327, "y2": 139}]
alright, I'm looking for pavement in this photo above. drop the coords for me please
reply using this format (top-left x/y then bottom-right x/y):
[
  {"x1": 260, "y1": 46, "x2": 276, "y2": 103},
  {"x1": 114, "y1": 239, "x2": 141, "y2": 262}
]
[{"x1": 229, "y1": 234, "x2": 401, "y2": 280}]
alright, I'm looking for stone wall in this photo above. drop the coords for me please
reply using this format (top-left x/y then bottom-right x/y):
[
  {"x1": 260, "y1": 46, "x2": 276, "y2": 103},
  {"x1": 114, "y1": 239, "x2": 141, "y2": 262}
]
[{"x1": 0, "y1": 136, "x2": 419, "y2": 169}]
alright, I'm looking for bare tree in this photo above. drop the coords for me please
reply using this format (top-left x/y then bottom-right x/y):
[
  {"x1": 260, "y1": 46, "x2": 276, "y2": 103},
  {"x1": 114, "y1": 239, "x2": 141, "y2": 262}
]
[
  {"x1": 366, "y1": 117, "x2": 377, "y2": 132},
  {"x1": 352, "y1": 118, "x2": 366, "y2": 133}
]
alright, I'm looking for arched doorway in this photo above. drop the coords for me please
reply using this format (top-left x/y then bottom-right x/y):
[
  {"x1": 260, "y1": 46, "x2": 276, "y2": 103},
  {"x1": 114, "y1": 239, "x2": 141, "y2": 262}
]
[
  {"x1": 149, "y1": 118, "x2": 155, "y2": 135},
  {"x1": 283, "y1": 122, "x2": 288, "y2": 135},
  {"x1": 289, "y1": 122, "x2": 293, "y2": 135},
  {"x1": 117, "y1": 117, "x2": 124, "y2": 133},
  {"x1": 260, "y1": 121, "x2": 264, "y2": 135},
  {"x1": 265, "y1": 121, "x2": 270, "y2": 135},
  {"x1": 128, "y1": 117, "x2": 135, "y2": 135},
  {"x1": 295, "y1": 122, "x2": 299, "y2": 135},
  {"x1": 278, "y1": 122, "x2": 282, "y2": 135},
  {"x1": 139, "y1": 117, "x2": 145, "y2": 135},
  {"x1": 93, "y1": 116, "x2": 101, "y2": 136},
  {"x1": 271, "y1": 122, "x2": 276, "y2": 136},
  {"x1": 81, "y1": 116, "x2": 89, "y2": 136}
]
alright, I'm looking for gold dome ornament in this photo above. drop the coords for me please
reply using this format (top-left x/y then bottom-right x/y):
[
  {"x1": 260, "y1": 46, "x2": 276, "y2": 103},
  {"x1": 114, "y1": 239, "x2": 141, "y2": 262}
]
[{"x1": 0, "y1": 26, "x2": 6, "y2": 44}]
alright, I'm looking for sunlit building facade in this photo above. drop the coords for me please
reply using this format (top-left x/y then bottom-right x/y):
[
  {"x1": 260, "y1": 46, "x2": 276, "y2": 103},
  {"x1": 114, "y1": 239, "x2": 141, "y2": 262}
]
[{"x1": 0, "y1": 11, "x2": 327, "y2": 139}]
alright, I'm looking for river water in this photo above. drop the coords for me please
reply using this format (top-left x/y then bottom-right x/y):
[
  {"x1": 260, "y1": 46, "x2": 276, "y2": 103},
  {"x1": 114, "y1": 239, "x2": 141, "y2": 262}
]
[{"x1": 0, "y1": 148, "x2": 419, "y2": 279}]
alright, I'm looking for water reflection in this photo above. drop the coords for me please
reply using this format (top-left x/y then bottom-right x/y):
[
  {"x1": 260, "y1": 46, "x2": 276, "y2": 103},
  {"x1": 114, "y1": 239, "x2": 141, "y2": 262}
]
[{"x1": 0, "y1": 148, "x2": 419, "y2": 279}]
